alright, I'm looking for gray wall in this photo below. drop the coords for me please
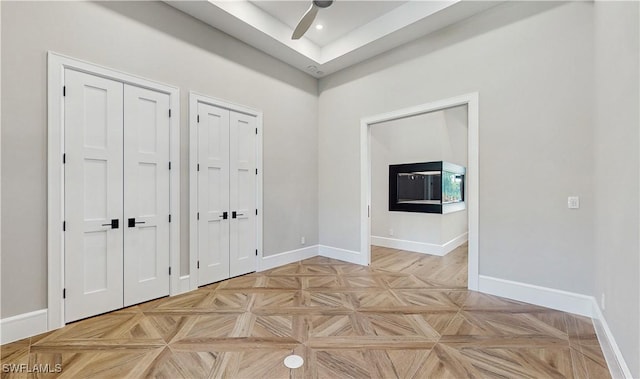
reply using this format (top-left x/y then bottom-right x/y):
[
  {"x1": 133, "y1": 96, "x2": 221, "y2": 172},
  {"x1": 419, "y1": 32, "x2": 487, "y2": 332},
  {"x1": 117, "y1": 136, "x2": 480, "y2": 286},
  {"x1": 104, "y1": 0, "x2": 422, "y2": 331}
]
[
  {"x1": 371, "y1": 107, "x2": 467, "y2": 245},
  {"x1": 593, "y1": 1, "x2": 640, "y2": 376},
  {"x1": 318, "y1": 1, "x2": 596, "y2": 294},
  {"x1": 0, "y1": 1, "x2": 319, "y2": 318}
]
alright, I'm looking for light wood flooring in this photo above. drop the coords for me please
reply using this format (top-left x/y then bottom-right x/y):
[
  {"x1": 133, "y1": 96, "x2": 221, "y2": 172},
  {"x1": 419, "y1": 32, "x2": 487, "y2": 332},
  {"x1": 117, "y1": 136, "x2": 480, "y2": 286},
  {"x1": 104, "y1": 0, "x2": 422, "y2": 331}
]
[{"x1": 1, "y1": 244, "x2": 610, "y2": 378}]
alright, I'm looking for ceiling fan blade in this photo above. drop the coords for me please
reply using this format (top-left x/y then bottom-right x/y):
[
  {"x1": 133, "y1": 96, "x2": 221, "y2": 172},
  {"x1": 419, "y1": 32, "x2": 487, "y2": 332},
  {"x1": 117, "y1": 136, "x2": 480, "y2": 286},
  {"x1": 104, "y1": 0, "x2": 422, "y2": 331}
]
[{"x1": 291, "y1": 3, "x2": 319, "y2": 40}]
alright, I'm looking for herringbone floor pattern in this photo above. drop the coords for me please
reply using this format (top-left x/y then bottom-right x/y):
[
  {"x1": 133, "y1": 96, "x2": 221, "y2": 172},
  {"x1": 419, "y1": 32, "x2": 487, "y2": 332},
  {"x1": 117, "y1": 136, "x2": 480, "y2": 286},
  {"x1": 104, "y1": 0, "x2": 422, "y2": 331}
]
[{"x1": 1, "y1": 245, "x2": 610, "y2": 378}]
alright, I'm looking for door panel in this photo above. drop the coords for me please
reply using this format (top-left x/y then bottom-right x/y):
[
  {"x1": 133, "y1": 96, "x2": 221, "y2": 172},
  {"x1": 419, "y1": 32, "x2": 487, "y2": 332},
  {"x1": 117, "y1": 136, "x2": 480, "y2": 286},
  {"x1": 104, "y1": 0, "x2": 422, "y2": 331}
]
[
  {"x1": 197, "y1": 103, "x2": 230, "y2": 285},
  {"x1": 229, "y1": 112, "x2": 257, "y2": 277},
  {"x1": 64, "y1": 69, "x2": 124, "y2": 323},
  {"x1": 123, "y1": 85, "x2": 171, "y2": 306}
]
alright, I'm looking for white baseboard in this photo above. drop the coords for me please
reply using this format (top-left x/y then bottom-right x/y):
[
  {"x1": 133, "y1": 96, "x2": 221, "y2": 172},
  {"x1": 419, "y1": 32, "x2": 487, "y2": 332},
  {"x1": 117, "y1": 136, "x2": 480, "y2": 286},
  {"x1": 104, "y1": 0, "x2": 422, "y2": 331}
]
[
  {"x1": 178, "y1": 275, "x2": 191, "y2": 294},
  {"x1": 478, "y1": 275, "x2": 633, "y2": 379},
  {"x1": 0, "y1": 309, "x2": 48, "y2": 344},
  {"x1": 371, "y1": 232, "x2": 468, "y2": 256},
  {"x1": 442, "y1": 233, "x2": 469, "y2": 254},
  {"x1": 318, "y1": 245, "x2": 367, "y2": 265},
  {"x1": 258, "y1": 245, "x2": 319, "y2": 271},
  {"x1": 591, "y1": 301, "x2": 633, "y2": 379},
  {"x1": 478, "y1": 275, "x2": 594, "y2": 317}
]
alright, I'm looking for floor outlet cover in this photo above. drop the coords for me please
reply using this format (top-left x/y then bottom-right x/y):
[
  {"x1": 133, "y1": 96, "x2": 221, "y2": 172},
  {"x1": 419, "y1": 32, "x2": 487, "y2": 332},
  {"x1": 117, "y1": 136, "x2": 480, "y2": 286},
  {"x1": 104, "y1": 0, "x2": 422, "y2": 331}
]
[{"x1": 283, "y1": 355, "x2": 304, "y2": 369}]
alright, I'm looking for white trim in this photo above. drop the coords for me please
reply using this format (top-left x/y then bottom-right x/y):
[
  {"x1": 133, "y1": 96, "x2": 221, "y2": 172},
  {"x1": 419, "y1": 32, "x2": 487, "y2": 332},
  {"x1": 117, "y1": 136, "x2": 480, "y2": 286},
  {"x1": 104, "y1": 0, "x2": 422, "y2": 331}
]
[
  {"x1": 258, "y1": 245, "x2": 319, "y2": 271},
  {"x1": 0, "y1": 309, "x2": 48, "y2": 344},
  {"x1": 371, "y1": 232, "x2": 467, "y2": 256},
  {"x1": 178, "y1": 276, "x2": 191, "y2": 295},
  {"x1": 478, "y1": 274, "x2": 632, "y2": 378},
  {"x1": 478, "y1": 275, "x2": 594, "y2": 317},
  {"x1": 47, "y1": 52, "x2": 181, "y2": 330},
  {"x1": 360, "y1": 92, "x2": 480, "y2": 289},
  {"x1": 318, "y1": 245, "x2": 367, "y2": 265},
  {"x1": 188, "y1": 92, "x2": 263, "y2": 291},
  {"x1": 591, "y1": 302, "x2": 634, "y2": 379},
  {"x1": 441, "y1": 233, "x2": 469, "y2": 254}
]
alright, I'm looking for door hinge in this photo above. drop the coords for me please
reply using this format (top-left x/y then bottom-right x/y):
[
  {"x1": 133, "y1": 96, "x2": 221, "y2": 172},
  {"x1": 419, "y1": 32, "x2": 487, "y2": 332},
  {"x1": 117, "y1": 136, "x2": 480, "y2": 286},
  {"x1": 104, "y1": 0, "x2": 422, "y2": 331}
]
[
  {"x1": 197, "y1": 212, "x2": 200, "y2": 220},
  {"x1": 169, "y1": 214, "x2": 172, "y2": 223},
  {"x1": 62, "y1": 153, "x2": 66, "y2": 164},
  {"x1": 63, "y1": 86, "x2": 66, "y2": 97},
  {"x1": 169, "y1": 109, "x2": 172, "y2": 118},
  {"x1": 63, "y1": 221, "x2": 66, "y2": 231},
  {"x1": 368, "y1": 205, "x2": 370, "y2": 218},
  {"x1": 255, "y1": 249, "x2": 258, "y2": 256},
  {"x1": 255, "y1": 127, "x2": 258, "y2": 135},
  {"x1": 169, "y1": 161, "x2": 171, "y2": 170},
  {"x1": 169, "y1": 267, "x2": 172, "y2": 275},
  {"x1": 197, "y1": 260, "x2": 200, "y2": 269},
  {"x1": 255, "y1": 168, "x2": 258, "y2": 175},
  {"x1": 255, "y1": 209, "x2": 258, "y2": 215},
  {"x1": 197, "y1": 164, "x2": 200, "y2": 171},
  {"x1": 63, "y1": 288, "x2": 66, "y2": 299},
  {"x1": 197, "y1": 115, "x2": 200, "y2": 123}
]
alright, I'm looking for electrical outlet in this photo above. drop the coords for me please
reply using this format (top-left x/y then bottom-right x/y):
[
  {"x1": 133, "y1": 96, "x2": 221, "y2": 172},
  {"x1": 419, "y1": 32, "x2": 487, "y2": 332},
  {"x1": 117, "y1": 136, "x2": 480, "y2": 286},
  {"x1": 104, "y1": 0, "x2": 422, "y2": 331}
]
[
  {"x1": 601, "y1": 293, "x2": 605, "y2": 310},
  {"x1": 389, "y1": 229, "x2": 394, "y2": 236},
  {"x1": 301, "y1": 236, "x2": 306, "y2": 245}
]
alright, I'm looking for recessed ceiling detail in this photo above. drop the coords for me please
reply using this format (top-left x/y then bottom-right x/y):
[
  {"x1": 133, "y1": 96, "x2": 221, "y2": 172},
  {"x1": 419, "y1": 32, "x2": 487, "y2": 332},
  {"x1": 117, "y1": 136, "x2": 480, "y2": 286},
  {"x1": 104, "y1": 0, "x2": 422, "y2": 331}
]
[
  {"x1": 166, "y1": 0, "x2": 501, "y2": 78},
  {"x1": 252, "y1": 1, "x2": 407, "y2": 46}
]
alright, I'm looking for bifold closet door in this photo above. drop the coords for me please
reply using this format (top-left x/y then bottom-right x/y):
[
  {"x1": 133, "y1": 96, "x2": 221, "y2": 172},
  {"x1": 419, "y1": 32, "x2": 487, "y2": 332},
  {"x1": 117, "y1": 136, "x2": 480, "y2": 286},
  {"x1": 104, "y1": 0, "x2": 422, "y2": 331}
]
[
  {"x1": 64, "y1": 69, "x2": 124, "y2": 322},
  {"x1": 229, "y1": 111, "x2": 257, "y2": 277},
  {"x1": 197, "y1": 102, "x2": 231, "y2": 285},
  {"x1": 123, "y1": 84, "x2": 171, "y2": 307}
]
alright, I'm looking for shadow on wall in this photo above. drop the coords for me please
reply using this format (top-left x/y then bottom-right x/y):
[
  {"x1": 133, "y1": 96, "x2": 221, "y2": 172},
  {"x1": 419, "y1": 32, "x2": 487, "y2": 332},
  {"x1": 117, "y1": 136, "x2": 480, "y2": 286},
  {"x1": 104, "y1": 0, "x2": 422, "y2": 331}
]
[
  {"x1": 320, "y1": 1, "x2": 564, "y2": 91},
  {"x1": 95, "y1": 1, "x2": 317, "y2": 95}
]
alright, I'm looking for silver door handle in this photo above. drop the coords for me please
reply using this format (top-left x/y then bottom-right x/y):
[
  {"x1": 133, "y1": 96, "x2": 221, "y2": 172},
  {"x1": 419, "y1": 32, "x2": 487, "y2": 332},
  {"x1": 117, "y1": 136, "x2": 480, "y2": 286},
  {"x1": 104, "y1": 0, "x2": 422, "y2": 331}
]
[
  {"x1": 128, "y1": 218, "x2": 146, "y2": 227},
  {"x1": 102, "y1": 219, "x2": 119, "y2": 229}
]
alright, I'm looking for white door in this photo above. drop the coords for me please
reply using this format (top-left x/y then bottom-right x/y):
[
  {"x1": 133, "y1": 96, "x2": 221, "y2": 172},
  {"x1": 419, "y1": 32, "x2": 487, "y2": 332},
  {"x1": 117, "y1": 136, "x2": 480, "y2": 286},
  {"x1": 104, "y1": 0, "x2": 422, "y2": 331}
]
[
  {"x1": 65, "y1": 71, "x2": 172, "y2": 322},
  {"x1": 123, "y1": 85, "x2": 171, "y2": 306},
  {"x1": 197, "y1": 103, "x2": 230, "y2": 285},
  {"x1": 229, "y1": 112, "x2": 257, "y2": 277},
  {"x1": 64, "y1": 70, "x2": 124, "y2": 322}
]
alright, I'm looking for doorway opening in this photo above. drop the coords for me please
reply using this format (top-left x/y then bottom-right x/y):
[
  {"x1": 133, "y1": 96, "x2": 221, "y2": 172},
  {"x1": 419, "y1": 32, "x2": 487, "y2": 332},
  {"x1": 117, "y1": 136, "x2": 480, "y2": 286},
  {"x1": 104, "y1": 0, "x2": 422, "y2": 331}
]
[{"x1": 360, "y1": 93, "x2": 479, "y2": 290}]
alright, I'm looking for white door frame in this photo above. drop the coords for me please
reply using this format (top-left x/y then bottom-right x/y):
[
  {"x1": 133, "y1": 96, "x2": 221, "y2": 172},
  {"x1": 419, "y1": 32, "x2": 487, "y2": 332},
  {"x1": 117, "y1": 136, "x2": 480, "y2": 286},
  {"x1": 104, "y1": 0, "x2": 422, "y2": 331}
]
[
  {"x1": 47, "y1": 52, "x2": 181, "y2": 330},
  {"x1": 188, "y1": 92, "x2": 263, "y2": 291},
  {"x1": 360, "y1": 92, "x2": 480, "y2": 290}
]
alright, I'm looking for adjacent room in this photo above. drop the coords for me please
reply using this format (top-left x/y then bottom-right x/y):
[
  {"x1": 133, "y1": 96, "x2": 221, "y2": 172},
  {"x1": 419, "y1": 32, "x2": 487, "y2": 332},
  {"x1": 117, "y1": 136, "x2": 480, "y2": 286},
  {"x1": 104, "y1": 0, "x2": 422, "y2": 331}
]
[{"x1": 1, "y1": 1, "x2": 638, "y2": 377}]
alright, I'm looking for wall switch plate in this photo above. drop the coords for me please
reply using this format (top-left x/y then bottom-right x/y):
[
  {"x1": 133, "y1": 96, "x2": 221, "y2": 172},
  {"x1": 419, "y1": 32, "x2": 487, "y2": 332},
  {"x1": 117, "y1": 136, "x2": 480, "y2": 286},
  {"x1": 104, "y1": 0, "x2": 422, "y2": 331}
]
[
  {"x1": 568, "y1": 196, "x2": 580, "y2": 209},
  {"x1": 301, "y1": 236, "x2": 305, "y2": 245},
  {"x1": 389, "y1": 229, "x2": 394, "y2": 236}
]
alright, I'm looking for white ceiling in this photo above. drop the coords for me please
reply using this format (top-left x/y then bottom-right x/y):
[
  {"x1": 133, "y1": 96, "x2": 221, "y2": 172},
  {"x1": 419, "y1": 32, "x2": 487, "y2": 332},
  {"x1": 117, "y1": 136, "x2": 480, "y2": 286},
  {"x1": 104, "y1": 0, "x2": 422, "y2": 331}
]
[
  {"x1": 167, "y1": 1, "x2": 501, "y2": 78},
  {"x1": 250, "y1": 1, "x2": 408, "y2": 46}
]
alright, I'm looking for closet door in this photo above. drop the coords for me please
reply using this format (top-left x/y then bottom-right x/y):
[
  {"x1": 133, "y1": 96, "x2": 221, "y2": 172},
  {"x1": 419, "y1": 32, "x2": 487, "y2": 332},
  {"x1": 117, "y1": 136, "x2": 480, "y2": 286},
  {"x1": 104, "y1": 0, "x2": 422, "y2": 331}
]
[
  {"x1": 229, "y1": 112, "x2": 257, "y2": 277},
  {"x1": 123, "y1": 85, "x2": 171, "y2": 306},
  {"x1": 64, "y1": 70, "x2": 124, "y2": 323},
  {"x1": 197, "y1": 103, "x2": 230, "y2": 285}
]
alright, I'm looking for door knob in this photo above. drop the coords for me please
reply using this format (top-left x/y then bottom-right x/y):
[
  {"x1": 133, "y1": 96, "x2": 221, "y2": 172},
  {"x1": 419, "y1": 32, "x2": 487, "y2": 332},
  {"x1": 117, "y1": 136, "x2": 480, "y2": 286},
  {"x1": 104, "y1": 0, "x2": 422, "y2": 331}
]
[
  {"x1": 102, "y1": 219, "x2": 119, "y2": 229},
  {"x1": 128, "y1": 218, "x2": 146, "y2": 227}
]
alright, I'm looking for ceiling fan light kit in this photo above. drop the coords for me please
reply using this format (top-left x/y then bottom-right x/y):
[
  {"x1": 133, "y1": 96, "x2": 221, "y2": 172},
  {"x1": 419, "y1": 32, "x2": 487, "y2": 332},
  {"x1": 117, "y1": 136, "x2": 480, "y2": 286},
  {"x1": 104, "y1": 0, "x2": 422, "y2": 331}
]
[{"x1": 291, "y1": 0, "x2": 334, "y2": 40}]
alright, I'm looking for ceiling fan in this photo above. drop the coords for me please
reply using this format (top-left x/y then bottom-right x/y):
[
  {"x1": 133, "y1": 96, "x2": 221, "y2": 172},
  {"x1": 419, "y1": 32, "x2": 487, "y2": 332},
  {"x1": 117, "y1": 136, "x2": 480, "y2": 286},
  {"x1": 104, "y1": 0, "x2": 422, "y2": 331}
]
[{"x1": 291, "y1": 0, "x2": 334, "y2": 40}]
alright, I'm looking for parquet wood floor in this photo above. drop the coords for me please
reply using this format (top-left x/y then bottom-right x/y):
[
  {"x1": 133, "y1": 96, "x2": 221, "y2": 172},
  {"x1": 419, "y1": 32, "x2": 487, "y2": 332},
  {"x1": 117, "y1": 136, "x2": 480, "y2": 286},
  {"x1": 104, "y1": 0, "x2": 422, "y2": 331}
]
[{"x1": 1, "y1": 244, "x2": 610, "y2": 378}]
